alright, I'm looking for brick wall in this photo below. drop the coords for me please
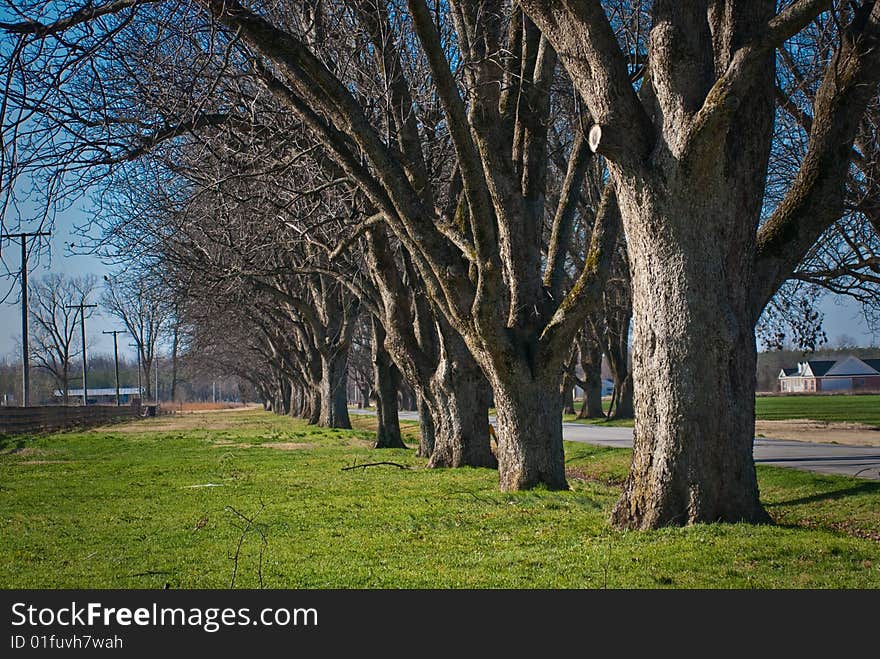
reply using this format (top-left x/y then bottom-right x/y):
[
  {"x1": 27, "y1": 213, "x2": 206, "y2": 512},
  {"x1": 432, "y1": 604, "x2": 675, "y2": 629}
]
[{"x1": 0, "y1": 404, "x2": 143, "y2": 435}]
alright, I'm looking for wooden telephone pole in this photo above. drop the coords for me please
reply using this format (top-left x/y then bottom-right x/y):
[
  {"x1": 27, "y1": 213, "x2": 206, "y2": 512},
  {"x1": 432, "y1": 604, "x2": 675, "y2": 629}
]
[
  {"x1": 66, "y1": 299, "x2": 98, "y2": 405},
  {"x1": 2, "y1": 231, "x2": 51, "y2": 406},
  {"x1": 103, "y1": 330, "x2": 123, "y2": 406}
]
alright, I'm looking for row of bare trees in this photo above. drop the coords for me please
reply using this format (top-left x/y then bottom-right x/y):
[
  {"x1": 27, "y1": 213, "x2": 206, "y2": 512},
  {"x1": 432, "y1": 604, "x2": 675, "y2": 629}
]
[{"x1": 2, "y1": 1, "x2": 879, "y2": 530}]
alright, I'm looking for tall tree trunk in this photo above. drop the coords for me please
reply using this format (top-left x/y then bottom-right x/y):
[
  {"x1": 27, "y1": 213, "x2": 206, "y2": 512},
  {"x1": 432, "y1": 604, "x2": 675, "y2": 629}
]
[
  {"x1": 491, "y1": 371, "x2": 566, "y2": 491},
  {"x1": 319, "y1": 347, "x2": 351, "y2": 428},
  {"x1": 142, "y1": 360, "x2": 152, "y2": 401},
  {"x1": 609, "y1": 370, "x2": 633, "y2": 419},
  {"x1": 372, "y1": 319, "x2": 405, "y2": 449},
  {"x1": 611, "y1": 191, "x2": 770, "y2": 528},
  {"x1": 289, "y1": 381, "x2": 302, "y2": 418},
  {"x1": 278, "y1": 378, "x2": 291, "y2": 416},
  {"x1": 605, "y1": 334, "x2": 633, "y2": 419},
  {"x1": 577, "y1": 336, "x2": 604, "y2": 419},
  {"x1": 424, "y1": 334, "x2": 494, "y2": 468},
  {"x1": 561, "y1": 372, "x2": 576, "y2": 415},
  {"x1": 417, "y1": 395, "x2": 436, "y2": 458},
  {"x1": 307, "y1": 389, "x2": 321, "y2": 425}
]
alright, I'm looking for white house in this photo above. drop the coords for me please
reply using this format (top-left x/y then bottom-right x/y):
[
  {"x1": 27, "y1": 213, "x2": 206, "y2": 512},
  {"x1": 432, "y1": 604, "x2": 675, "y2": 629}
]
[{"x1": 778, "y1": 356, "x2": 880, "y2": 393}]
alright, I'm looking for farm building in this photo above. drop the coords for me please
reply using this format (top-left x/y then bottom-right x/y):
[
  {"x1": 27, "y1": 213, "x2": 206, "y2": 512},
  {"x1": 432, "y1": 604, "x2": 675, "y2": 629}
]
[
  {"x1": 53, "y1": 387, "x2": 144, "y2": 405},
  {"x1": 778, "y1": 356, "x2": 880, "y2": 393}
]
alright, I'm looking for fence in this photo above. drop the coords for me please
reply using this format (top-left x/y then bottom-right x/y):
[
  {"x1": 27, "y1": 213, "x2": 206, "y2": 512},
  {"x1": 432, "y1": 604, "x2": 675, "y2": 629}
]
[{"x1": 0, "y1": 403, "x2": 143, "y2": 435}]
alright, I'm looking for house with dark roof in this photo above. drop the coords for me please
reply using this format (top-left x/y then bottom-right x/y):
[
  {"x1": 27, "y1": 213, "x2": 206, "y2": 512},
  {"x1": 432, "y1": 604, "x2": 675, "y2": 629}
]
[{"x1": 778, "y1": 356, "x2": 880, "y2": 393}]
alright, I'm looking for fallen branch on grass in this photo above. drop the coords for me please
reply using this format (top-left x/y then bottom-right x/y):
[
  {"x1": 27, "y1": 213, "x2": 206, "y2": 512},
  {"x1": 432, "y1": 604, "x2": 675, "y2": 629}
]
[
  {"x1": 225, "y1": 500, "x2": 268, "y2": 589},
  {"x1": 341, "y1": 461, "x2": 411, "y2": 471}
]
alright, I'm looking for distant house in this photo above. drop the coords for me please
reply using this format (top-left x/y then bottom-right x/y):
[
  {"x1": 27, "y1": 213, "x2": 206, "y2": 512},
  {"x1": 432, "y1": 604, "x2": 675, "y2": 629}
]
[
  {"x1": 778, "y1": 356, "x2": 880, "y2": 393},
  {"x1": 54, "y1": 387, "x2": 143, "y2": 405}
]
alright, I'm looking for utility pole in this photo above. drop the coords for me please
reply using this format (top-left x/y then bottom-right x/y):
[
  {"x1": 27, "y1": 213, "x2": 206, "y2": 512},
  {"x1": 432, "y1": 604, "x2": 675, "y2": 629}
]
[
  {"x1": 103, "y1": 330, "x2": 123, "y2": 406},
  {"x1": 66, "y1": 299, "x2": 98, "y2": 405},
  {"x1": 129, "y1": 342, "x2": 142, "y2": 399},
  {"x1": 3, "y1": 231, "x2": 50, "y2": 406}
]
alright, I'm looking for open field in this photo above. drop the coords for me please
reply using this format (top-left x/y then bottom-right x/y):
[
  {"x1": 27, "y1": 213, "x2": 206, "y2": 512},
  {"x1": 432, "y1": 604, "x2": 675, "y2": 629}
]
[
  {"x1": 566, "y1": 395, "x2": 880, "y2": 440},
  {"x1": 754, "y1": 394, "x2": 880, "y2": 427},
  {"x1": 1, "y1": 409, "x2": 878, "y2": 589}
]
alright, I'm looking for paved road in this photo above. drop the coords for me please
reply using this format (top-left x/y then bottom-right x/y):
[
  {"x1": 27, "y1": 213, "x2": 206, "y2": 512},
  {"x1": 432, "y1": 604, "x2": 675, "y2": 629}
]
[{"x1": 351, "y1": 409, "x2": 880, "y2": 480}]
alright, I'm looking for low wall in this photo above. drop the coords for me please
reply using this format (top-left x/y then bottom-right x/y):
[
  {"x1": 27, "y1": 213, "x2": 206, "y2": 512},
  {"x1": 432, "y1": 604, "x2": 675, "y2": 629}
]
[{"x1": 0, "y1": 404, "x2": 143, "y2": 435}]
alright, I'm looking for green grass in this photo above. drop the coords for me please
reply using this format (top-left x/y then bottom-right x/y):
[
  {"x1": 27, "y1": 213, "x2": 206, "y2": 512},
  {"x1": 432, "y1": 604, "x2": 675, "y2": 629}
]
[
  {"x1": 565, "y1": 394, "x2": 880, "y2": 428},
  {"x1": 755, "y1": 394, "x2": 880, "y2": 427},
  {"x1": 1, "y1": 409, "x2": 878, "y2": 589},
  {"x1": 564, "y1": 400, "x2": 634, "y2": 427}
]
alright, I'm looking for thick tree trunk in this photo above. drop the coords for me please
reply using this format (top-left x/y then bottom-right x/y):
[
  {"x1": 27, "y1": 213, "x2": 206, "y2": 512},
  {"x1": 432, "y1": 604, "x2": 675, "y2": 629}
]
[
  {"x1": 606, "y1": 343, "x2": 633, "y2": 420},
  {"x1": 307, "y1": 389, "x2": 321, "y2": 425},
  {"x1": 278, "y1": 379, "x2": 291, "y2": 416},
  {"x1": 319, "y1": 348, "x2": 351, "y2": 428},
  {"x1": 609, "y1": 372, "x2": 633, "y2": 419},
  {"x1": 492, "y1": 374, "x2": 567, "y2": 491},
  {"x1": 372, "y1": 319, "x2": 405, "y2": 449},
  {"x1": 62, "y1": 364, "x2": 69, "y2": 405},
  {"x1": 577, "y1": 342, "x2": 604, "y2": 419},
  {"x1": 289, "y1": 382, "x2": 300, "y2": 418},
  {"x1": 416, "y1": 395, "x2": 436, "y2": 458},
  {"x1": 611, "y1": 196, "x2": 770, "y2": 528},
  {"x1": 561, "y1": 373, "x2": 576, "y2": 415},
  {"x1": 424, "y1": 338, "x2": 494, "y2": 468}
]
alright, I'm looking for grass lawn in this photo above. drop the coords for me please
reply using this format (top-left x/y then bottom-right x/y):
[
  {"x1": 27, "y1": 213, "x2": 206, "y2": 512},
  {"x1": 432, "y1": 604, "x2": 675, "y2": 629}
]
[
  {"x1": 754, "y1": 394, "x2": 880, "y2": 427},
  {"x1": 566, "y1": 394, "x2": 880, "y2": 428},
  {"x1": 1, "y1": 409, "x2": 878, "y2": 588}
]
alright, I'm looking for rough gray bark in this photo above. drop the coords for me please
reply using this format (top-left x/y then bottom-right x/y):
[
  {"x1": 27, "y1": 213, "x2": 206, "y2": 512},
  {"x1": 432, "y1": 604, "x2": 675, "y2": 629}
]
[
  {"x1": 610, "y1": 199, "x2": 769, "y2": 526},
  {"x1": 417, "y1": 395, "x2": 436, "y2": 458},
  {"x1": 424, "y1": 327, "x2": 494, "y2": 468},
  {"x1": 371, "y1": 318, "x2": 405, "y2": 449},
  {"x1": 492, "y1": 373, "x2": 566, "y2": 490}
]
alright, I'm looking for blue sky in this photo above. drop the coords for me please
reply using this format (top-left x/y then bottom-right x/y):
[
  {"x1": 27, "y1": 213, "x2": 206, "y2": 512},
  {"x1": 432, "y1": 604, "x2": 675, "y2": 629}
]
[{"x1": 0, "y1": 219, "x2": 123, "y2": 359}]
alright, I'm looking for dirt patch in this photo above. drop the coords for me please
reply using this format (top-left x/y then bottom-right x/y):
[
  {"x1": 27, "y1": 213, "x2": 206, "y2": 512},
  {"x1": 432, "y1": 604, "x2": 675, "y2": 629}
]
[
  {"x1": 104, "y1": 413, "x2": 263, "y2": 433},
  {"x1": 174, "y1": 404, "x2": 261, "y2": 414},
  {"x1": 565, "y1": 466, "x2": 624, "y2": 487},
  {"x1": 756, "y1": 419, "x2": 880, "y2": 447}
]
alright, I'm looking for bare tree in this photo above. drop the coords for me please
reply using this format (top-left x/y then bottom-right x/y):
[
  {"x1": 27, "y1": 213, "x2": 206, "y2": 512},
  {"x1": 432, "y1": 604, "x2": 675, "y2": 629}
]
[
  {"x1": 28, "y1": 273, "x2": 96, "y2": 403},
  {"x1": 102, "y1": 272, "x2": 168, "y2": 400},
  {"x1": 520, "y1": 0, "x2": 880, "y2": 527}
]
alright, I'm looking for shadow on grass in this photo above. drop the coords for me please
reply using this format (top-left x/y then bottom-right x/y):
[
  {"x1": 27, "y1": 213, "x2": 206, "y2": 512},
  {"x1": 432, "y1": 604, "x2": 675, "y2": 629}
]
[{"x1": 767, "y1": 481, "x2": 880, "y2": 507}]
